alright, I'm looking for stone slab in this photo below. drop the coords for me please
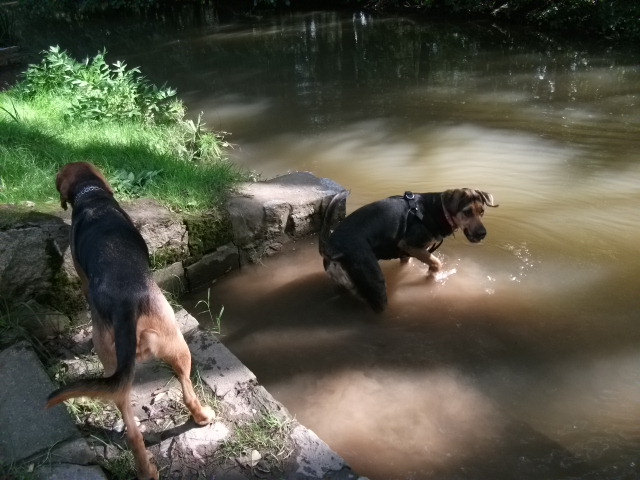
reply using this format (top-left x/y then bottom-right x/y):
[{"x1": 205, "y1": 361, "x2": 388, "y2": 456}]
[
  {"x1": 227, "y1": 172, "x2": 346, "y2": 262},
  {"x1": 48, "y1": 437, "x2": 99, "y2": 466},
  {"x1": 152, "y1": 421, "x2": 230, "y2": 478},
  {"x1": 153, "y1": 261, "x2": 186, "y2": 297},
  {"x1": 0, "y1": 342, "x2": 79, "y2": 464},
  {"x1": 185, "y1": 243, "x2": 239, "y2": 290},
  {"x1": 33, "y1": 464, "x2": 108, "y2": 480},
  {"x1": 124, "y1": 198, "x2": 188, "y2": 259},
  {"x1": 291, "y1": 425, "x2": 353, "y2": 480},
  {"x1": 188, "y1": 329, "x2": 257, "y2": 402}
]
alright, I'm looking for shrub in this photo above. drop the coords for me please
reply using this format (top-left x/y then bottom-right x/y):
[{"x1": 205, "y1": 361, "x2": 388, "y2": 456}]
[{"x1": 18, "y1": 46, "x2": 183, "y2": 124}]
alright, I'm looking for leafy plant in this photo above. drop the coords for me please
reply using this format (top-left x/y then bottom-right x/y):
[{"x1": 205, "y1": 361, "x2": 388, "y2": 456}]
[
  {"x1": 1, "y1": 46, "x2": 246, "y2": 211},
  {"x1": 18, "y1": 46, "x2": 183, "y2": 124},
  {"x1": 178, "y1": 112, "x2": 231, "y2": 163},
  {"x1": 18, "y1": 46, "x2": 78, "y2": 96},
  {"x1": 109, "y1": 168, "x2": 162, "y2": 197}
]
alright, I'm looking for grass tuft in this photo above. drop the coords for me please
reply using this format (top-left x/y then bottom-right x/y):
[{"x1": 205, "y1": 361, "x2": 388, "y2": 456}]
[{"x1": 218, "y1": 412, "x2": 294, "y2": 470}]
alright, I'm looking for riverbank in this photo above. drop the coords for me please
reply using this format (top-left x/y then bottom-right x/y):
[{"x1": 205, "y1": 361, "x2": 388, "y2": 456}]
[
  {"x1": 0, "y1": 173, "x2": 351, "y2": 479},
  {"x1": 0, "y1": 312, "x2": 361, "y2": 480}
]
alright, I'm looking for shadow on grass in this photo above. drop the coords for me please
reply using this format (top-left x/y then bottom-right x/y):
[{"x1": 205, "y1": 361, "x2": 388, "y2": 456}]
[{"x1": 0, "y1": 116, "x2": 244, "y2": 211}]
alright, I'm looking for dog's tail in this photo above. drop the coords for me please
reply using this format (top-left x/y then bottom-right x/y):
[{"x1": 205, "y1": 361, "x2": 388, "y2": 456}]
[
  {"x1": 319, "y1": 190, "x2": 349, "y2": 258},
  {"x1": 46, "y1": 302, "x2": 138, "y2": 408}
]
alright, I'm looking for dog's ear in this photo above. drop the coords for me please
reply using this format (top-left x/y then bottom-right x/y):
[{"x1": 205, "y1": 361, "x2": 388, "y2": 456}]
[
  {"x1": 55, "y1": 169, "x2": 70, "y2": 210},
  {"x1": 478, "y1": 190, "x2": 499, "y2": 208}
]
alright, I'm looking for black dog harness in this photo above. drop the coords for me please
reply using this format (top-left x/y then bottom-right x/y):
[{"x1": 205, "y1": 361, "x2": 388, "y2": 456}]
[{"x1": 403, "y1": 191, "x2": 443, "y2": 253}]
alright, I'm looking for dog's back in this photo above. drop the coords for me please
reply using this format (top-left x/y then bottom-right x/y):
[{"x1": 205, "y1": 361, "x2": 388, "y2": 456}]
[
  {"x1": 72, "y1": 192, "x2": 150, "y2": 300},
  {"x1": 48, "y1": 187, "x2": 151, "y2": 406}
]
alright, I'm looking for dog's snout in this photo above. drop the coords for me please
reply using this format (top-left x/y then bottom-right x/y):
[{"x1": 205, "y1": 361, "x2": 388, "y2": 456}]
[{"x1": 464, "y1": 225, "x2": 487, "y2": 243}]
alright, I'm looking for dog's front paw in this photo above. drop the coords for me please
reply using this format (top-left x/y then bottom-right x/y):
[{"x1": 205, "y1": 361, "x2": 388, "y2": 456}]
[
  {"x1": 193, "y1": 405, "x2": 215, "y2": 426},
  {"x1": 428, "y1": 257, "x2": 442, "y2": 274}
]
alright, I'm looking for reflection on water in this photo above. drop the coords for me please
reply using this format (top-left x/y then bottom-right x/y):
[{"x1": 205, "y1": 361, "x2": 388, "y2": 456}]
[
  {"x1": 170, "y1": 11, "x2": 640, "y2": 480},
  {"x1": 38, "y1": 9, "x2": 640, "y2": 480},
  {"x1": 184, "y1": 234, "x2": 639, "y2": 479}
]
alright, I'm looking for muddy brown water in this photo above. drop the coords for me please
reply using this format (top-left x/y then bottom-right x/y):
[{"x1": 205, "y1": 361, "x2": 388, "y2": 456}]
[{"x1": 35, "y1": 9, "x2": 640, "y2": 479}]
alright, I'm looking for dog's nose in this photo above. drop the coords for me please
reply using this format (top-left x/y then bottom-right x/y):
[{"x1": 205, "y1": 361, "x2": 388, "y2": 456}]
[{"x1": 471, "y1": 227, "x2": 486, "y2": 242}]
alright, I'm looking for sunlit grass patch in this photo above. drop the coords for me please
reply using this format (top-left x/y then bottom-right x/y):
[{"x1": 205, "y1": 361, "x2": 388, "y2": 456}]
[
  {"x1": 218, "y1": 412, "x2": 294, "y2": 472},
  {"x1": 0, "y1": 46, "x2": 248, "y2": 213}
]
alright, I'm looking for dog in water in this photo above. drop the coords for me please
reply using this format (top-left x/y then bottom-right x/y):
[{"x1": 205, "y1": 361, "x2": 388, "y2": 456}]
[
  {"x1": 49, "y1": 162, "x2": 214, "y2": 480},
  {"x1": 319, "y1": 188, "x2": 498, "y2": 312}
]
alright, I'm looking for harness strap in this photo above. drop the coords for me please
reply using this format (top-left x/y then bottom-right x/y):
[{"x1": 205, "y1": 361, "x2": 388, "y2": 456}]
[
  {"x1": 403, "y1": 191, "x2": 442, "y2": 253},
  {"x1": 403, "y1": 191, "x2": 423, "y2": 221}
]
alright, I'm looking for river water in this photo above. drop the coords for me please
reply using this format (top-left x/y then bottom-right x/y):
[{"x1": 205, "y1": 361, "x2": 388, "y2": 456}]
[{"x1": 35, "y1": 9, "x2": 640, "y2": 479}]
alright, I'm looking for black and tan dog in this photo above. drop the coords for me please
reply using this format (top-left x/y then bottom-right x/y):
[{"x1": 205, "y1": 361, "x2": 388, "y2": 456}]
[
  {"x1": 319, "y1": 188, "x2": 498, "y2": 312},
  {"x1": 48, "y1": 162, "x2": 214, "y2": 480}
]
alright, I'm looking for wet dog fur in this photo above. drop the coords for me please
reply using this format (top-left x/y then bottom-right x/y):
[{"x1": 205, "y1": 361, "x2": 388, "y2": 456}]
[
  {"x1": 49, "y1": 162, "x2": 214, "y2": 480},
  {"x1": 319, "y1": 188, "x2": 498, "y2": 312}
]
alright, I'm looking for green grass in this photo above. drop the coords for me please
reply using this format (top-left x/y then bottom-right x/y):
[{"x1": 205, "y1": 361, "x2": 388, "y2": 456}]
[
  {"x1": 195, "y1": 288, "x2": 224, "y2": 334},
  {"x1": 218, "y1": 412, "x2": 293, "y2": 468},
  {"x1": 0, "y1": 46, "x2": 248, "y2": 213}
]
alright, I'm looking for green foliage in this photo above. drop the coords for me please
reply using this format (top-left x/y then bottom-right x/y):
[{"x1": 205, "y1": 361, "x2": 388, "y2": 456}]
[
  {"x1": 525, "y1": 0, "x2": 640, "y2": 40},
  {"x1": 0, "y1": 46, "x2": 247, "y2": 211},
  {"x1": 0, "y1": 100, "x2": 21, "y2": 123},
  {"x1": 110, "y1": 168, "x2": 162, "y2": 197},
  {"x1": 385, "y1": 0, "x2": 640, "y2": 41},
  {"x1": 18, "y1": 46, "x2": 183, "y2": 124},
  {"x1": 179, "y1": 112, "x2": 230, "y2": 162}
]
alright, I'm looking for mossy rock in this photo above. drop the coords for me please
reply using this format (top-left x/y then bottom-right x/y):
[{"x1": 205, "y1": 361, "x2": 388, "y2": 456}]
[
  {"x1": 149, "y1": 245, "x2": 185, "y2": 271},
  {"x1": 183, "y1": 209, "x2": 233, "y2": 263},
  {"x1": 0, "y1": 203, "x2": 66, "y2": 231}
]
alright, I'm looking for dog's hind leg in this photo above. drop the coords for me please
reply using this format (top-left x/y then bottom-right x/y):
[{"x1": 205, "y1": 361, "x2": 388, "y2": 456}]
[
  {"x1": 115, "y1": 389, "x2": 158, "y2": 480},
  {"x1": 144, "y1": 293, "x2": 214, "y2": 426},
  {"x1": 161, "y1": 332, "x2": 215, "y2": 426},
  {"x1": 344, "y1": 252, "x2": 388, "y2": 312}
]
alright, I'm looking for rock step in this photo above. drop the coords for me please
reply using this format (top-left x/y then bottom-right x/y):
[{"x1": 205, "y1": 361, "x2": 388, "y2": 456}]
[{"x1": 0, "y1": 310, "x2": 364, "y2": 480}]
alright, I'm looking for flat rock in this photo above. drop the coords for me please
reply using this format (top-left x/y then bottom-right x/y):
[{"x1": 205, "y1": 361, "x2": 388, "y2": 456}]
[
  {"x1": 291, "y1": 425, "x2": 354, "y2": 480},
  {"x1": 152, "y1": 421, "x2": 230, "y2": 477},
  {"x1": 124, "y1": 198, "x2": 188, "y2": 258},
  {"x1": 227, "y1": 172, "x2": 345, "y2": 262},
  {"x1": 33, "y1": 464, "x2": 108, "y2": 480},
  {"x1": 0, "y1": 342, "x2": 79, "y2": 464},
  {"x1": 188, "y1": 329, "x2": 257, "y2": 413},
  {"x1": 185, "y1": 243, "x2": 239, "y2": 290}
]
